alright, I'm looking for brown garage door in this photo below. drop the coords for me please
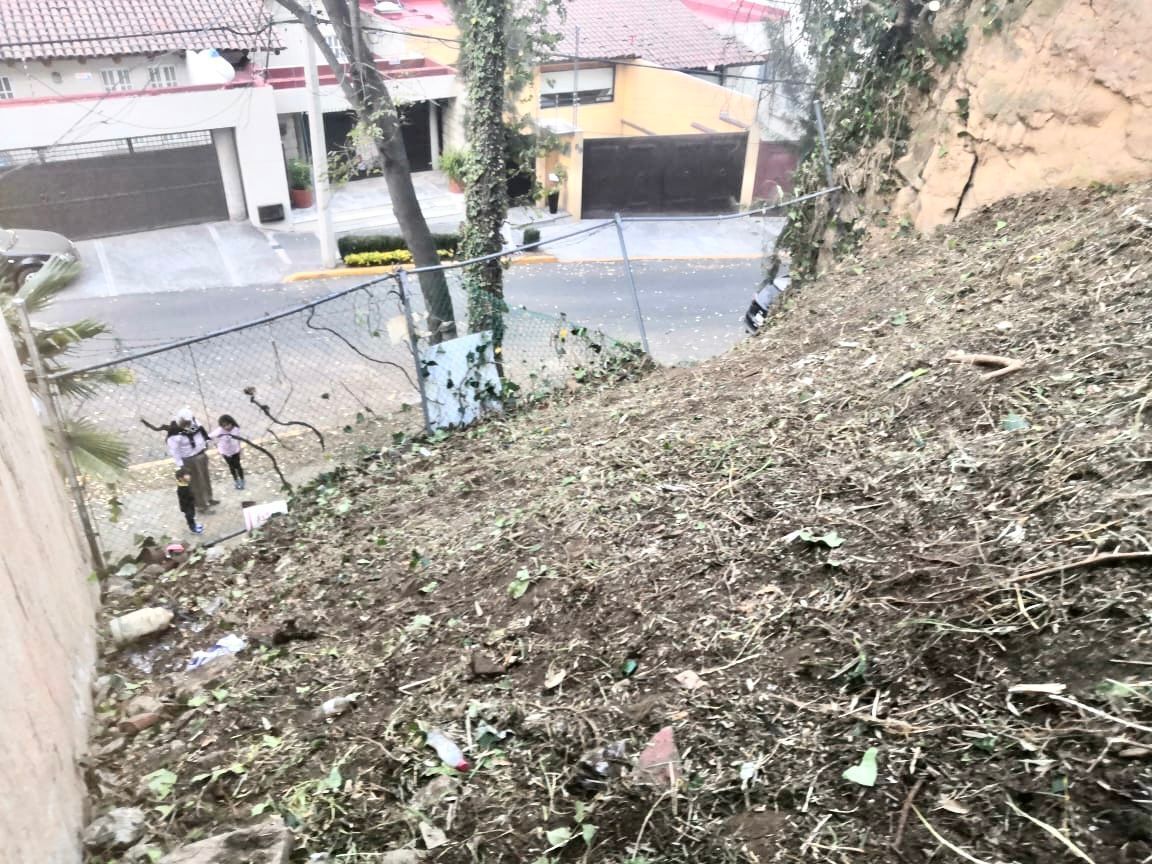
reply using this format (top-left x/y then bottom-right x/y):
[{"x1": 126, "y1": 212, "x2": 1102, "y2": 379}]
[
  {"x1": 0, "y1": 132, "x2": 229, "y2": 239},
  {"x1": 582, "y1": 132, "x2": 747, "y2": 218}
]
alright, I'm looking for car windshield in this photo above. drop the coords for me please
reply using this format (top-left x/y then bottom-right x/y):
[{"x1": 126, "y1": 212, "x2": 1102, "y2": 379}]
[{"x1": 0, "y1": 230, "x2": 14, "y2": 252}]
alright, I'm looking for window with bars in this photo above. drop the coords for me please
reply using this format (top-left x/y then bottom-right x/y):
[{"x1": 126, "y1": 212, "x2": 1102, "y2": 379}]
[
  {"x1": 324, "y1": 33, "x2": 348, "y2": 63},
  {"x1": 539, "y1": 66, "x2": 615, "y2": 109},
  {"x1": 148, "y1": 65, "x2": 178, "y2": 88},
  {"x1": 0, "y1": 76, "x2": 13, "y2": 100},
  {"x1": 100, "y1": 68, "x2": 132, "y2": 92}
]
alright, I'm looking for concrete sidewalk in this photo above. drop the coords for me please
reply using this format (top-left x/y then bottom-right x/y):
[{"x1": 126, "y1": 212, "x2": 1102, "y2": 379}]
[{"x1": 289, "y1": 172, "x2": 466, "y2": 236}]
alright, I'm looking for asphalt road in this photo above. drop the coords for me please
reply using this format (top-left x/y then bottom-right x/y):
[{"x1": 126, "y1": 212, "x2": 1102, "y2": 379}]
[{"x1": 45, "y1": 259, "x2": 764, "y2": 368}]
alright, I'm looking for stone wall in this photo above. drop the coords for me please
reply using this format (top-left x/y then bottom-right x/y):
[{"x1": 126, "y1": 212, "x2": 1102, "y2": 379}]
[
  {"x1": 895, "y1": 0, "x2": 1152, "y2": 230},
  {"x1": 0, "y1": 323, "x2": 97, "y2": 862}
]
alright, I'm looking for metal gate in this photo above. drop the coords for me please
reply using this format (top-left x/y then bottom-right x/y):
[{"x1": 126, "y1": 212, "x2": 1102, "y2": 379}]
[
  {"x1": 582, "y1": 132, "x2": 747, "y2": 217},
  {"x1": 0, "y1": 132, "x2": 228, "y2": 239}
]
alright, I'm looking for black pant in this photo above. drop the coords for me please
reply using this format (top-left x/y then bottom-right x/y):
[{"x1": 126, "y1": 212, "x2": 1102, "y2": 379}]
[
  {"x1": 223, "y1": 453, "x2": 244, "y2": 481},
  {"x1": 181, "y1": 506, "x2": 197, "y2": 530}
]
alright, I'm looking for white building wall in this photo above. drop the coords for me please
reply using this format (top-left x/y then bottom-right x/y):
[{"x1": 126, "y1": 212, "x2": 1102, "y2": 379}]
[
  {"x1": 0, "y1": 56, "x2": 193, "y2": 100},
  {"x1": 0, "y1": 84, "x2": 290, "y2": 226},
  {"x1": 264, "y1": 13, "x2": 409, "y2": 71}
]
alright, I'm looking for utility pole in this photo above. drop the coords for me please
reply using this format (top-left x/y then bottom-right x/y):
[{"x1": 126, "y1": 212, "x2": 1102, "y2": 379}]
[
  {"x1": 571, "y1": 25, "x2": 580, "y2": 130},
  {"x1": 305, "y1": 33, "x2": 338, "y2": 267}
]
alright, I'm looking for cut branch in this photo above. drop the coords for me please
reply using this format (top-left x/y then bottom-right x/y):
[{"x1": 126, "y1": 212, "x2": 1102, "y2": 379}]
[
  {"x1": 946, "y1": 351, "x2": 1025, "y2": 380},
  {"x1": 243, "y1": 387, "x2": 326, "y2": 451},
  {"x1": 1007, "y1": 551, "x2": 1152, "y2": 584}
]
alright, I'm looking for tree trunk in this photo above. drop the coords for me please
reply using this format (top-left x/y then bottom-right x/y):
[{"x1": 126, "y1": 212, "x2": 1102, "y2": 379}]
[
  {"x1": 275, "y1": 0, "x2": 458, "y2": 342},
  {"x1": 452, "y1": 0, "x2": 510, "y2": 345}
]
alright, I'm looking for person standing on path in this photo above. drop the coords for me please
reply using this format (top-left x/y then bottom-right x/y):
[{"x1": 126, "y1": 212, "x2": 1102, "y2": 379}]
[
  {"x1": 175, "y1": 469, "x2": 204, "y2": 534},
  {"x1": 167, "y1": 407, "x2": 217, "y2": 510},
  {"x1": 211, "y1": 414, "x2": 245, "y2": 490}
]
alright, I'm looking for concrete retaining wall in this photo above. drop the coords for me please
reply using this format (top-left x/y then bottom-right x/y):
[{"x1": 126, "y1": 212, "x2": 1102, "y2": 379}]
[{"x1": 0, "y1": 323, "x2": 97, "y2": 862}]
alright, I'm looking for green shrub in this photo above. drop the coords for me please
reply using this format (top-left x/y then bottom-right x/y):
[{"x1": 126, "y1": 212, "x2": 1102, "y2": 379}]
[
  {"x1": 337, "y1": 233, "x2": 461, "y2": 258},
  {"x1": 287, "y1": 159, "x2": 312, "y2": 190},
  {"x1": 522, "y1": 227, "x2": 541, "y2": 249},
  {"x1": 344, "y1": 249, "x2": 455, "y2": 267},
  {"x1": 439, "y1": 148, "x2": 469, "y2": 184}
]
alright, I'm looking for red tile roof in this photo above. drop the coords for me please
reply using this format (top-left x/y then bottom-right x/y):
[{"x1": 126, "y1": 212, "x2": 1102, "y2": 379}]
[
  {"x1": 555, "y1": 0, "x2": 760, "y2": 70},
  {"x1": 680, "y1": 0, "x2": 790, "y2": 26},
  {"x1": 0, "y1": 0, "x2": 276, "y2": 61}
]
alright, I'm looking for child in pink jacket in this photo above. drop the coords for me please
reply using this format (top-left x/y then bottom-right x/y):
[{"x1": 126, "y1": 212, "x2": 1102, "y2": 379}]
[{"x1": 212, "y1": 414, "x2": 245, "y2": 490}]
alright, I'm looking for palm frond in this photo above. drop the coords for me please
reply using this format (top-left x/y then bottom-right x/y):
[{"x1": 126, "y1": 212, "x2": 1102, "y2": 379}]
[
  {"x1": 62, "y1": 417, "x2": 129, "y2": 481},
  {"x1": 54, "y1": 367, "x2": 132, "y2": 399},
  {"x1": 35, "y1": 319, "x2": 111, "y2": 360},
  {"x1": 16, "y1": 255, "x2": 82, "y2": 313}
]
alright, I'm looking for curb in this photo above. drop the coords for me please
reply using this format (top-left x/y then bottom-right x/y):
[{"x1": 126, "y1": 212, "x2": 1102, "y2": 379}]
[
  {"x1": 283, "y1": 252, "x2": 756, "y2": 283},
  {"x1": 284, "y1": 253, "x2": 561, "y2": 283}
]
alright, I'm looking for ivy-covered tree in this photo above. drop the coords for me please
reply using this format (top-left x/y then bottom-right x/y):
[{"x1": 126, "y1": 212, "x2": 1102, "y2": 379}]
[
  {"x1": 275, "y1": 0, "x2": 459, "y2": 343},
  {"x1": 446, "y1": 0, "x2": 510, "y2": 345},
  {"x1": 445, "y1": 0, "x2": 563, "y2": 355},
  {"x1": 785, "y1": 0, "x2": 968, "y2": 273}
]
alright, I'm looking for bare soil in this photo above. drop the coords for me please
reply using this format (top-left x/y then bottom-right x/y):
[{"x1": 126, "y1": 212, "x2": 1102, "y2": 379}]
[{"x1": 88, "y1": 183, "x2": 1152, "y2": 864}]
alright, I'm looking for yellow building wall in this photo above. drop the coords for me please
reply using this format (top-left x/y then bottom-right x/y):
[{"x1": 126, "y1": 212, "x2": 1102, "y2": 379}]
[
  {"x1": 536, "y1": 63, "x2": 759, "y2": 139},
  {"x1": 404, "y1": 25, "x2": 460, "y2": 67},
  {"x1": 401, "y1": 23, "x2": 762, "y2": 216}
]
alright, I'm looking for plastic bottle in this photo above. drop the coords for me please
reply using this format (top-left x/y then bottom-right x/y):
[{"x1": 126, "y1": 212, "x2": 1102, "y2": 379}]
[
  {"x1": 426, "y1": 729, "x2": 470, "y2": 771},
  {"x1": 110, "y1": 608, "x2": 174, "y2": 645}
]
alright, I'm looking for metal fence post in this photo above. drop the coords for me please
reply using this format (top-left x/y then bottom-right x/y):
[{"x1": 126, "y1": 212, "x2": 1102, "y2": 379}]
[
  {"x1": 12, "y1": 297, "x2": 105, "y2": 567},
  {"x1": 612, "y1": 213, "x2": 651, "y2": 356},
  {"x1": 396, "y1": 269, "x2": 434, "y2": 436},
  {"x1": 812, "y1": 100, "x2": 835, "y2": 189}
]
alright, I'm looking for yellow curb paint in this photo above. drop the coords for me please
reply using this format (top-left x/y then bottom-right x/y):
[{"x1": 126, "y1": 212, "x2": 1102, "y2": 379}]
[{"x1": 283, "y1": 252, "x2": 754, "y2": 283}]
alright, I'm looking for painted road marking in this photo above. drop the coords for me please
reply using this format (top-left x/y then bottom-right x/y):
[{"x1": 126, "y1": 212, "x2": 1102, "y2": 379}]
[
  {"x1": 206, "y1": 223, "x2": 242, "y2": 288},
  {"x1": 92, "y1": 239, "x2": 118, "y2": 296}
]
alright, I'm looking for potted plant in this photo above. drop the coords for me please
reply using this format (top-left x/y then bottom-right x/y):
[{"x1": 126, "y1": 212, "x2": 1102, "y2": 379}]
[
  {"x1": 546, "y1": 165, "x2": 567, "y2": 214},
  {"x1": 287, "y1": 158, "x2": 314, "y2": 209},
  {"x1": 522, "y1": 227, "x2": 541, "y2": 251},
  {"x1": 439, "y1": 148, "x2": 468, "y2": 194}
]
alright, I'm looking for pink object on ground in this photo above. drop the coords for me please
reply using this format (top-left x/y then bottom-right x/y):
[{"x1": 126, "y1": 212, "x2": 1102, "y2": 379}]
[{"x1": 634, "y1": 726, "x2": 682, "y2": 788}]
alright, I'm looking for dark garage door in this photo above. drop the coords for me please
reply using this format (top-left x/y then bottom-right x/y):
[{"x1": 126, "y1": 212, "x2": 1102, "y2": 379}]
[
  {"x1": 582, "y1": 132, "x2": 747, "y2": 218},
  {"x1": 0, "y1": 132, "x2": 228, "y2": 240}
]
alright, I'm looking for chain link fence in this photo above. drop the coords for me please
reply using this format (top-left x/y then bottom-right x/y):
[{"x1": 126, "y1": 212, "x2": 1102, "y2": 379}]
[
  {"x1": 46, "y1": 262, "x2": 635, "y2": 560},
  {"x1": 36, "y1": 188, "x2": 837, "y2": 562}
]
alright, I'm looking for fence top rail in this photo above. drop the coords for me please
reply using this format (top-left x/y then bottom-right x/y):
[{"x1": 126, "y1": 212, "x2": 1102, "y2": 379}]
[{"x1": 51, "y1": 187, "x2": 840, "y2": 380}]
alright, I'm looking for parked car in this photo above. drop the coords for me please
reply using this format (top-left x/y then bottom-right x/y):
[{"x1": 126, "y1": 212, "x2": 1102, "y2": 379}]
[{"x1": 1, "y1": 228, "x2": 81, "y2": 291}]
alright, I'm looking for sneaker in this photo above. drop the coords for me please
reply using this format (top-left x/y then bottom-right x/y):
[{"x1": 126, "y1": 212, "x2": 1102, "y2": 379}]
[
  {"x1": 234, "y1": 480, "x2": 244, "y2": 490},
  {"x1": 192, "y1": 524, "x2": 205, "y2": 534},
  {"x1": 209, "y1": 499, "x2": 221, "y2": 506}
]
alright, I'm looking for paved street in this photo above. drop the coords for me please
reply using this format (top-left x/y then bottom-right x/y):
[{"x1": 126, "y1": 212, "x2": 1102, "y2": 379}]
[{"x1": 47, "y1": 259, "x2": 765, "y2": 368}]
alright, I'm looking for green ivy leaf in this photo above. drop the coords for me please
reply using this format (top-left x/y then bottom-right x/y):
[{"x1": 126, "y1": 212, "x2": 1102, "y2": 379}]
[
  {"x1": 145, "y1": 768, "x2": 178, "y2": 800},
  {"x1": 842, "y1": 747, "x2": 879, "y2": 787},
  {"x1": 545, "y1": 827, "x2": 572, "y2": 849}
]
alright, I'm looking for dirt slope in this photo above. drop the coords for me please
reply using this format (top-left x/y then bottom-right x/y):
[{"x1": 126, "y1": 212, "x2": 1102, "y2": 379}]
[{"x1": 90, "y1": 183, "x2": 1152, "y2": 864}]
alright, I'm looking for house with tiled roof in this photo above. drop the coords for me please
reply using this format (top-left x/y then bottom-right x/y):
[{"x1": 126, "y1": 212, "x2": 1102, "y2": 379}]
[
  {"x1": 393, "y1": 0, "x2": 777, "y2": 218},
  {"x1": 0, "y1": 0, "x2": 458, "y2": 238}
]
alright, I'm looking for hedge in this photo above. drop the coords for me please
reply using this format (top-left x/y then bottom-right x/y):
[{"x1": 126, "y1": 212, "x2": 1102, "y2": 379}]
[
  {"x1": 344, "y1": 249, "x2": 455, "y2": 267},
  {"x1": 338, "y1": 232, "x2": 461, "y2": 258}
]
